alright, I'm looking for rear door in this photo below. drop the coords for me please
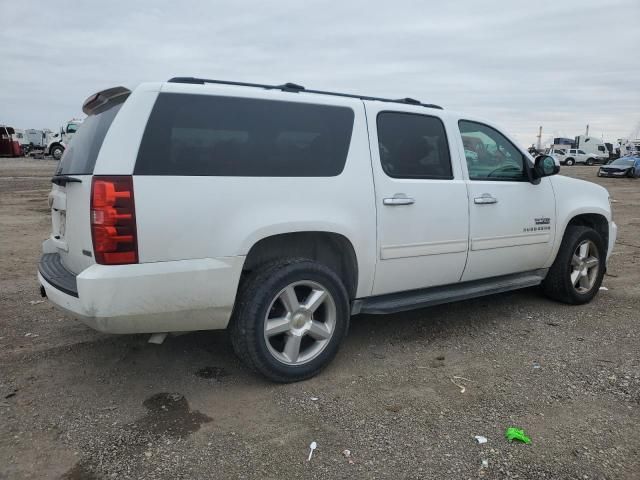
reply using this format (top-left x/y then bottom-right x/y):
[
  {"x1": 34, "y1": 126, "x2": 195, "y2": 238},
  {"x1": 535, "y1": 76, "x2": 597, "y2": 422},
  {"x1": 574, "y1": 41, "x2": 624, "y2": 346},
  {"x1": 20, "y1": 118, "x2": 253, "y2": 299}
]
[
  {"x1": 49, "y1": 100, "x2": 125, "y2": 274},
  {"x1": 365, "y1": 104, "x2": 469, "y2": 295}
]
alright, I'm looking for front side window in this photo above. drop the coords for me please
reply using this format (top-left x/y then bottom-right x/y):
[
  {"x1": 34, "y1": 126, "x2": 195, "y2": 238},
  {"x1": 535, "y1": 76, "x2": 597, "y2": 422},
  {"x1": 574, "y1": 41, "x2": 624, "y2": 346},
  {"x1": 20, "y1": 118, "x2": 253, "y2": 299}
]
[
  {"x1": 578, "y1": 150, "x2": 586, "y2": 154},
  {"x1": 459, "y1": 120, "x2": 526, "y2": 181},
  {"x1": 376, "y1": 112, "x2": 453, "y2": 179}
]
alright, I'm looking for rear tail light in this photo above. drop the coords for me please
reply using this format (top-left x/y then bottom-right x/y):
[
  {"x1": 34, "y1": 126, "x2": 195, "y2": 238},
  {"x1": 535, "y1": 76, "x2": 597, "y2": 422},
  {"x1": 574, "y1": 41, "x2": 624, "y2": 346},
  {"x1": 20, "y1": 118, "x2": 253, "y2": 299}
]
[{"x1": 90, "y1": 176, "x2": 138, "y2": 265}]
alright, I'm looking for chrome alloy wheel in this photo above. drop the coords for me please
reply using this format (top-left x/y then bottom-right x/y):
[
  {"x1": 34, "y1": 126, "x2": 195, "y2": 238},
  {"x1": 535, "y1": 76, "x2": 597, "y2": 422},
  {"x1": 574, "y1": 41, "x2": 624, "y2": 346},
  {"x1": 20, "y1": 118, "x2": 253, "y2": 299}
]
[
  {"x1": 263, "y1": 281, "x2": 336, "y2": 366},
  {"x1": 570, "y1": 240, "x2": 600, "y2": 293}
]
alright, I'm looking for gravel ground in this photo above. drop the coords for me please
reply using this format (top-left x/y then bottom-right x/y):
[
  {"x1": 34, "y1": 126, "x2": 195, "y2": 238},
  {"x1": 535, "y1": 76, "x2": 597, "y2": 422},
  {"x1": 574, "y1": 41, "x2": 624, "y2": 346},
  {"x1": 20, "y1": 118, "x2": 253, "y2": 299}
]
[{"x1": 0, "y1": 158, "x2": 638, "y2": 479}]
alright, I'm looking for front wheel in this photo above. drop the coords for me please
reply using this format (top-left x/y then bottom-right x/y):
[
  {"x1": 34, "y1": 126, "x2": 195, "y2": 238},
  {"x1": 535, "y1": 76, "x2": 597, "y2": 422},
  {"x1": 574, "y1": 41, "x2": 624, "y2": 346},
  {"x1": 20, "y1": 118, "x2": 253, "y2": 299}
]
[
  {"x1": 541, "y1": 226, "x2": 605, "y2": 304},
  {"x1": 230, "y1": 258, "x2": 350, "y2": 382},
  {"x1": 50, "y1": 145, "x2": 64, "y2": 160},
  {"x1": 565, "y1": 158, "x2": 575, "y2": 166},
  {"x1": 628, "y1": 168, "x2": 636, "y2": 178},
  {"x1": 586, "y1": 158, "x2": 595, "y2": 166}
]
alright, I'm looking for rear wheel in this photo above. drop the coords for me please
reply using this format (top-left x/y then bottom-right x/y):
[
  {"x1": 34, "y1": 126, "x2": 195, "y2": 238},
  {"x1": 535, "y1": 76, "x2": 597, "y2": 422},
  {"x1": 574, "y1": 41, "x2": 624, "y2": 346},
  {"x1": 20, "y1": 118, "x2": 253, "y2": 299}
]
[
  {"x1": 542, "y1": 226, "x2": 605, "y2": 304},
  {"x1": 230, "y1": 258, "x2": 350, "y2": 382},
  {"x1": 565, "y1": 158, "x2": 575, "y2": 166}
]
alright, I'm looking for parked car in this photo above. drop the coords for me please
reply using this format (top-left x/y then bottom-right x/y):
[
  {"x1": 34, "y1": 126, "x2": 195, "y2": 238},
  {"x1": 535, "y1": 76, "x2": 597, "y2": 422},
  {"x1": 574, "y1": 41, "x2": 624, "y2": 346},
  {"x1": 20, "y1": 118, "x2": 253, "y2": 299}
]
[
  {"x1": 38, "y1": 78, "x2": 617, "y2": 382},
  {"x1": 598, "y1": 156, "x2": 640, "y2": 178},
  {"x1": 564, "y1": 148, "x2": 601, "y2": 166}
]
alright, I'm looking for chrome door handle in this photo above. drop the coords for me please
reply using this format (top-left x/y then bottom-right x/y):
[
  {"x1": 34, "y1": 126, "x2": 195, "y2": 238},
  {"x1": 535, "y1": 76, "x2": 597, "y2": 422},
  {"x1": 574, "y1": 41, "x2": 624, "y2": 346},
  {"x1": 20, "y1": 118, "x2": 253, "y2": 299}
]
[
  {"x1": 383, "y1": 194, "x2": 415, "y2": 206},
  {"x1": 474, "y1": 193, "x2": 498, "y2": 204}
]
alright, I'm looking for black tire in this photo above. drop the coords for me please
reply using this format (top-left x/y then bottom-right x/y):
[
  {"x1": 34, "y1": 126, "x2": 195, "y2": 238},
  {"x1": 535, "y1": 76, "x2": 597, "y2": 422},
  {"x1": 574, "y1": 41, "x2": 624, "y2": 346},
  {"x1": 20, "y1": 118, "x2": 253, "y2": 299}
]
[
  {"x1": 541, "y1": 226, "x2": 605, "y2": 305},
  {"x1": 565, "y1": 158, "x2": 575, "y2": 166},
  {"x1": 628, "y1": 168, "x2": 635, "y2": 178},
  {"x1": 586, "y1": 158, "x2": 594, "y2": 166},
  {"x1": 50, "y1": 145, "x2": 64, "y2": 160},
  {"x1": 229, "y1": 258, "x2": 350, "y2": 383}
]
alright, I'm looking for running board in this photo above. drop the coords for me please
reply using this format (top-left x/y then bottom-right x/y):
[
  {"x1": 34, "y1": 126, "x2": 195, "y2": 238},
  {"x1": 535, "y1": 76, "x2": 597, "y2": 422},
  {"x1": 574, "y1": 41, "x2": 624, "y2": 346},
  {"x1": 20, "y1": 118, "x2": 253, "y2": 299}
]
[{"x1": 353, "y1": 269, "x2": 548, "y2": 315}]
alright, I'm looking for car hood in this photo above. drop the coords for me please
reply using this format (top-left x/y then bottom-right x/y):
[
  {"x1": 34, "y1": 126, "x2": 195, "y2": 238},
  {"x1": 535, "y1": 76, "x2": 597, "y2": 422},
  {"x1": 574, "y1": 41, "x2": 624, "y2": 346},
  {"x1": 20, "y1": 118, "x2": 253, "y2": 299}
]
[{"x1": 552, "y1": 174, "x2": 609, "y2": 198}]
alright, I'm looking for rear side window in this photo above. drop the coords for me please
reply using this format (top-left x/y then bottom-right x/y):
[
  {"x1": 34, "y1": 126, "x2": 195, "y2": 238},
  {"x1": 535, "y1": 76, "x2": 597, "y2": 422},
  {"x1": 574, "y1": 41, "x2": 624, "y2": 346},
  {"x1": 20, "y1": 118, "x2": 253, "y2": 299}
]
[
  {"x1": 376, "y1": 112, "x2": 453, "y2": 179},
  {"x1": 134, "y1": 93, "x2": 355, "y2": 176},
  {"x1": 56, "y1": 103, "x2": 123, "y2": 175}
]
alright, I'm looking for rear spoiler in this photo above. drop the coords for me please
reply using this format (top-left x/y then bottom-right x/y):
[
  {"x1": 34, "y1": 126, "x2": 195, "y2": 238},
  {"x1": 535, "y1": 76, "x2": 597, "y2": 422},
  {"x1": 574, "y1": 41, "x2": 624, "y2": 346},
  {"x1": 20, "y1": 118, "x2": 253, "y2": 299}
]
[{"x1": 82, "y1": 86, "x2": 131, "y2": 115}]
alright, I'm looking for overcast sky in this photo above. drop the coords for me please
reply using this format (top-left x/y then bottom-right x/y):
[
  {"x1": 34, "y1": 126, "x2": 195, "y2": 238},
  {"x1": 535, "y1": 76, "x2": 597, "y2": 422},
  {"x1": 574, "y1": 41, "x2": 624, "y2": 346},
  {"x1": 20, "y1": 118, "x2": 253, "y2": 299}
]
[{"x1": 1, "y1": 0, "x2": 638, "y2": 146}]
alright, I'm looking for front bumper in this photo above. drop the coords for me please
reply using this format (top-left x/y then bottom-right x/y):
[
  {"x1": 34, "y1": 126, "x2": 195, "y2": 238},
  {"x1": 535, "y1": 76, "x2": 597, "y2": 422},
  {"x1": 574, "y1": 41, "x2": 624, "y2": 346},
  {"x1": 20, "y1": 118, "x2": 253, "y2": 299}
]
[
  {"x1": 39, "y1": 253, "x2": 245, "y2": 334},
  {"x1": 598, "y1": 170, "x2": 628, "y2": 177},
  {"x1": 608, "y1": 221, "x2": 618, "y2": 263}
]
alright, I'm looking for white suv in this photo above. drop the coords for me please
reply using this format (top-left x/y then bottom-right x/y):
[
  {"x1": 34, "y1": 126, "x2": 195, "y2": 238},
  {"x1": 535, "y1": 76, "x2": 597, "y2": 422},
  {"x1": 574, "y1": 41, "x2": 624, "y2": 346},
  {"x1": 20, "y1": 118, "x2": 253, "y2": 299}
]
[
  {"x1": 39, "y1": 78, "x2": 617, "y2": 382},
  {"x1": 564, "y1": 148, "x2": 600, "y2": 166}
]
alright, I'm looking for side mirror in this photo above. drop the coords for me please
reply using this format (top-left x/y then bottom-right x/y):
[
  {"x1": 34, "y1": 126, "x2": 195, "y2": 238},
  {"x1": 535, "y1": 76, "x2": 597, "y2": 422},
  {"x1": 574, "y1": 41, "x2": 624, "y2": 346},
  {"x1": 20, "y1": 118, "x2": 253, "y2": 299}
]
[{"x1": 534, "y1": 155, "x2": 560, "y2": 178}]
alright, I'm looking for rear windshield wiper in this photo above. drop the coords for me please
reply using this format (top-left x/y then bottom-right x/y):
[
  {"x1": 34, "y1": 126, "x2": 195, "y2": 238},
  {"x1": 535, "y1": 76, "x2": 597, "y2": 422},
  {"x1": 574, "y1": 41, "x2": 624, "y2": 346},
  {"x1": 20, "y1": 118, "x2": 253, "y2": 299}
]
[{"x1": 51, "y1": 175, "x2": 82, "y2": 186}]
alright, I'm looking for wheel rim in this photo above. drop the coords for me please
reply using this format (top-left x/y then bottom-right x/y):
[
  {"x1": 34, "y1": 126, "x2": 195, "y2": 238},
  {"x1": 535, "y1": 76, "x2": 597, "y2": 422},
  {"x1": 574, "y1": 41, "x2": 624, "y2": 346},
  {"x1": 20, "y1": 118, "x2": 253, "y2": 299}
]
[
  {"x1": 263, "y1": 280, "x2": 336, "y2": 366},
  {"x1": 53, "y1": 148, "x2": 62, "y2": 160},
  {"x1": 570, "y1": 240, "x2": 600, "y2": 293}
]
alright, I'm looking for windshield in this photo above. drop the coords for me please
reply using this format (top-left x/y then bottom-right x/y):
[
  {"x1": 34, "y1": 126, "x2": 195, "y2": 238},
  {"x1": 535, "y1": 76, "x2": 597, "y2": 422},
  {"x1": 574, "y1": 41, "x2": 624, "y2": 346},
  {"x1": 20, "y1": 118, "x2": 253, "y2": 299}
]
[
  {"x1": 56, "y1": 101, "x2": 123, "y2": 175},
  {"x1": 611, "y1": 158, "x2": 635, "y2": 166}
]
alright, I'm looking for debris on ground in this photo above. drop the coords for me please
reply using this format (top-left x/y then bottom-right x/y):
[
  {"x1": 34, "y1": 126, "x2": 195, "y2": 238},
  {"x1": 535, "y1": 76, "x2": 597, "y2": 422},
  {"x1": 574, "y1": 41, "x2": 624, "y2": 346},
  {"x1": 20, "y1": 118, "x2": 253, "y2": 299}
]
[
  {"x1": 195, "y1": 366, "x2": 229, "y2": 380},
  {"x1": 474, "y1": 435, "x2": 488, "y2": 444},
  {"x1": 505, "y1": 427, "x2": 531, "y2": 444},
  {"x1": 28, "y1": 300, "x2": 45, "y2": 305},
  {"x1": 533, "y1": 362, "x2": 541, "y2": 369},
  {"x1": 599, "y1": 286, "x2": 608, "y2": 291},
  {"x1": 5, "y1": 389, "x2": 18, "y2": 399},
  {"x1": 24, "y1": 332, "x2": 39, "y2": 337},
  {"x1": 310, "y1": 397, "x2": 319, "y2": 401},
  {"x1": 450, "y1": 376, "x2": 472, "y2": 394},
  {"x1": 307, "y1": 441, "x2": 317, "y2": 461},
  {"x1": 342, "y1": 449, "x2": 351, "y2": 458},
  {"x1": 481, "y1": 459, "x2": 489, "y2": 468}
]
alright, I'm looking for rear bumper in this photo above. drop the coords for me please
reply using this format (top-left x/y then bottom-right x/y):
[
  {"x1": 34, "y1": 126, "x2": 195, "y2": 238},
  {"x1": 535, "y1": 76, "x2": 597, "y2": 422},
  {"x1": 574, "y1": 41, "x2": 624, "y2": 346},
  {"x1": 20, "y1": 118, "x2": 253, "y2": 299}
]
[{"x1": 38, "y1": 254, "x2": 245, "y2": 334}]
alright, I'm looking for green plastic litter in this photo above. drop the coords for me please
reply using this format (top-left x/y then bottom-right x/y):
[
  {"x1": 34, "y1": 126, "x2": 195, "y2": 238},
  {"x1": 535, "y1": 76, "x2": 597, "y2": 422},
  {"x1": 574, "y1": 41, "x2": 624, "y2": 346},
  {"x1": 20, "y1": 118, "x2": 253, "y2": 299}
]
[{"x1": 505, "y1": 427, "x2": 531, "y2": 444}]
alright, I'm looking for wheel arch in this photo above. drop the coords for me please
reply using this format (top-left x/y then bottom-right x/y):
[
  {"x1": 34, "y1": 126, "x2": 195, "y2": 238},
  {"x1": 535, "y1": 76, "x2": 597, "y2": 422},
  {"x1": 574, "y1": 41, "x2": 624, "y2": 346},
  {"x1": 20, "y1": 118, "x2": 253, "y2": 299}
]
[
  {"x1": 241, "y1": 231, "x2": 359, "y2": 300},
  {"x1": 556, "y1": 213, "x2": 610, "y2": 261},
  {"x1": 48, "y1": 142, "x2": 64, "y2": 154}
]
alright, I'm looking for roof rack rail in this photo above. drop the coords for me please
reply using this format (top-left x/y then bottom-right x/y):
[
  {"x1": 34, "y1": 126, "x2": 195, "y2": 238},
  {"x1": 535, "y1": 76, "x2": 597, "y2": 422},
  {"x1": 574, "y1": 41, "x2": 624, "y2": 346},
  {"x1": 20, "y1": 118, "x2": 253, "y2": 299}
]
[{"x1": 167, "y1": 77, "x2": 443, "y2": 110}]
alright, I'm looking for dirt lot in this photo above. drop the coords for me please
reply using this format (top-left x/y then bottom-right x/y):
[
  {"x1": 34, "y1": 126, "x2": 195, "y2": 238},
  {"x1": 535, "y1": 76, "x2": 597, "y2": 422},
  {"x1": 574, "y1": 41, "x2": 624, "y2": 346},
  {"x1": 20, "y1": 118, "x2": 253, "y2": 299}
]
[{"x1": 0, "y1": 158, "x2": 638, "y2": 479}]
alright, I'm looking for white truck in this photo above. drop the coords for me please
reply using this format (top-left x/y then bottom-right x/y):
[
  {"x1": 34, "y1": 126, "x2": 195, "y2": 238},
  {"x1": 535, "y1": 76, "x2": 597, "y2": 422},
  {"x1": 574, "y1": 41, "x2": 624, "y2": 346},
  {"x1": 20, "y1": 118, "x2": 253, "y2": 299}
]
[
  {"x1": 575, "y1": 135, "x2": 608, "y2": 163},
  {"x1": 46, "y1": 119, "x2": 83, "y2": 160},
  {"x1": 38, "y1": 78, "x2": 617, "y2": 382}
]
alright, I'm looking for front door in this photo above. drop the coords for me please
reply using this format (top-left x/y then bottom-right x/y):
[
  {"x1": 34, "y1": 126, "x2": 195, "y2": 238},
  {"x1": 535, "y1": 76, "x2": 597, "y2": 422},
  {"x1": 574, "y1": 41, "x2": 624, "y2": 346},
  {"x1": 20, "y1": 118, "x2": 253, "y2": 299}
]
[
  {"x1": 457, "y1": 120, "x2": 556, "y2": 281},
  {"x1": 366, "y1": 105, "x2": 469, "y2": 295}
]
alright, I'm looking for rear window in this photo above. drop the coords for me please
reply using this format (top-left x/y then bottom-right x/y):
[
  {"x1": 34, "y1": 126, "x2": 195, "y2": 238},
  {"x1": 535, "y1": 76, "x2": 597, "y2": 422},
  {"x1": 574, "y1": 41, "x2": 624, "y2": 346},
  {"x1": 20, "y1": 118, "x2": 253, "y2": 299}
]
[
  {"x1": 377, "y1": 111, "x2": 453, "y2": 179},
  {"x1": 134, "y1": 93, "x2": 354, "y2": 176},
  {"x1": 57, "y1": 103, "x2": 123, "y2": 175}
]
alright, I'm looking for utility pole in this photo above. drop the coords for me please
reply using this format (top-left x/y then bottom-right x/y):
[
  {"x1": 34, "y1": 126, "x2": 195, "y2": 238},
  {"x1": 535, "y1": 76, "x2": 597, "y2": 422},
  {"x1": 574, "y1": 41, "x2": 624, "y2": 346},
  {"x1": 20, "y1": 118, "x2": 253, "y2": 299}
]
[
  {"x1": 536, "y1": 126, "x2": 542, "y2": 151},
  {"x1": 585, "y1": 124, "x2": 589, "y2": 137}
]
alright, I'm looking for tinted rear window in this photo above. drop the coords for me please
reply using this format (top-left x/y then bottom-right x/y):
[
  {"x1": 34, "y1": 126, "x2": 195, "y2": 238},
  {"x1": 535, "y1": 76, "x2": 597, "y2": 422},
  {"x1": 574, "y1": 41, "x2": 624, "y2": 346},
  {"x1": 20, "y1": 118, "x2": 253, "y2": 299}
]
[
  {"x1": 56, "y1": 102, "x2": 123, "y2": 175},
  {"x1": 377, "y1": 112, "x2": 453, "y2": 179},
  {"x1": 134, "y1": 93, "x2": 354, "y2": 176}
]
